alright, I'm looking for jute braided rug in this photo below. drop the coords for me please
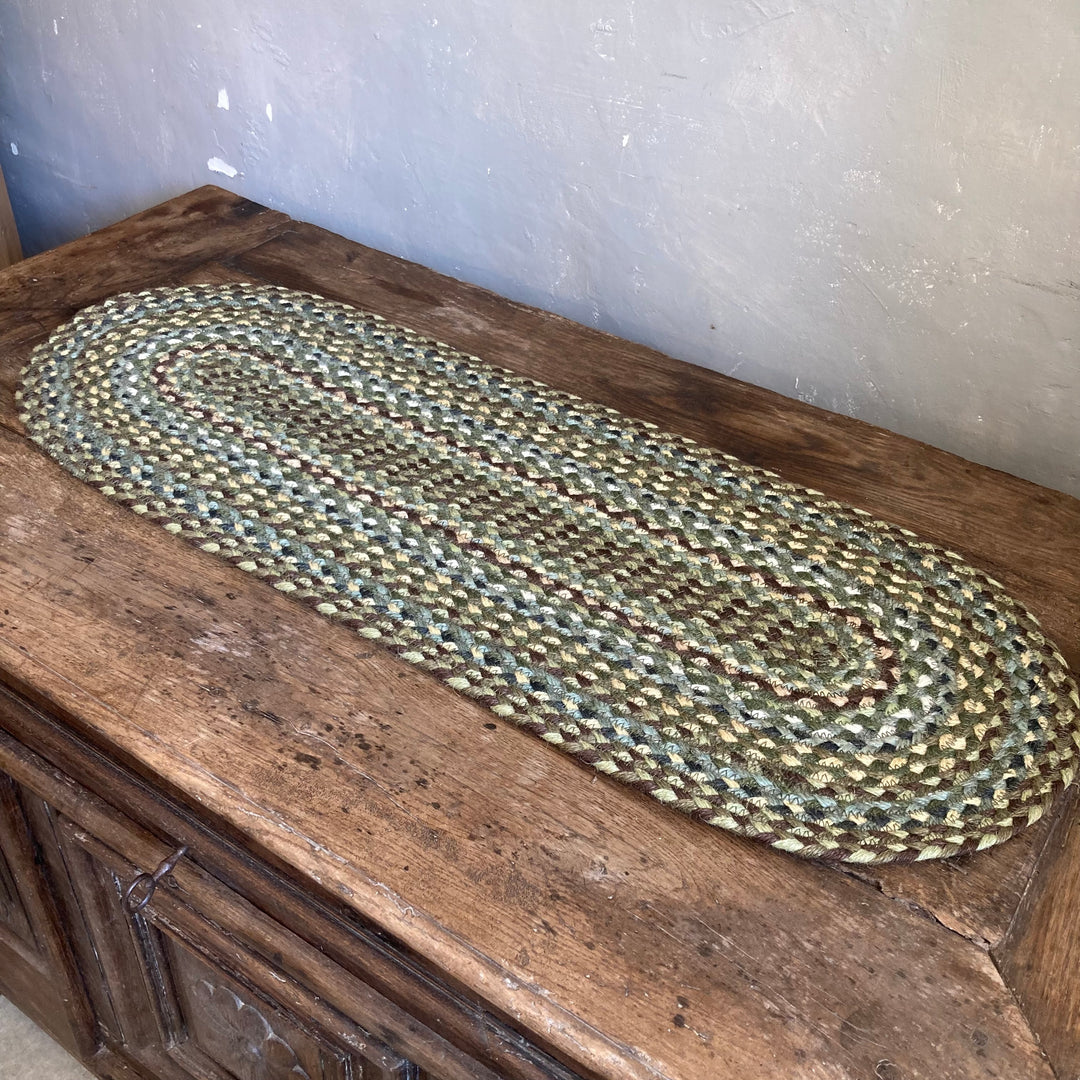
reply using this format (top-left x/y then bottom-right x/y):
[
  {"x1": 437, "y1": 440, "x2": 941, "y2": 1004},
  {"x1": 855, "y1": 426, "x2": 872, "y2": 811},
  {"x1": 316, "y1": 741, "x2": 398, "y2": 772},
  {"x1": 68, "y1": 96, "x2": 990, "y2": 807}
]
[{"x1": 17, "y1": 284, "x2": 1079, "y2": 864}]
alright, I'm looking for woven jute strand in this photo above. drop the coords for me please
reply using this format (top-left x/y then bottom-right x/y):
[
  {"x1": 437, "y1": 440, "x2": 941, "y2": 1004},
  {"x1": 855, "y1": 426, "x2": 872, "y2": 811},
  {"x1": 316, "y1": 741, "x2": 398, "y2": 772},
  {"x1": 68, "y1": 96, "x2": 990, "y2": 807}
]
[{"x1": 16, "y1": 284, "x2": 1080, "y2": 864}]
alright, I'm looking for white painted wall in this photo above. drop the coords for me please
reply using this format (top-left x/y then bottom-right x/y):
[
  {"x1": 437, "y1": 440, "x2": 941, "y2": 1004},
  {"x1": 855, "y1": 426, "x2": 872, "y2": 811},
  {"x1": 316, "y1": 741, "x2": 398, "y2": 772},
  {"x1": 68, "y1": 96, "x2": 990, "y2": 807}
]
[{"x1": 1, "y1": 0, "x2": 1077, "y2": 496}]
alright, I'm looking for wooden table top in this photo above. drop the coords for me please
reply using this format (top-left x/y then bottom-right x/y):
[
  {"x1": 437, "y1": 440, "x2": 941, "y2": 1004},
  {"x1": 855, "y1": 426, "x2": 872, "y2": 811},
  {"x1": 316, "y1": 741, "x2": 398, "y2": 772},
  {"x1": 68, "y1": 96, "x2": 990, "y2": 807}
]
[{"x1": 0, "y1": 187, "x2": 1077, "y2": 1080}]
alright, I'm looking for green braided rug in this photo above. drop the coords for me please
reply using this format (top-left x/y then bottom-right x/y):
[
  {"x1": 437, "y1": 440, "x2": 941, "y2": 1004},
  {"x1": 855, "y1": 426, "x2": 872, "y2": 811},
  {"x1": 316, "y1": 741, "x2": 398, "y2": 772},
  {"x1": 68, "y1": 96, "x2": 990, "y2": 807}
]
[{"x1": 16, "y1": 284, "x2": 1079, "y2": 864}]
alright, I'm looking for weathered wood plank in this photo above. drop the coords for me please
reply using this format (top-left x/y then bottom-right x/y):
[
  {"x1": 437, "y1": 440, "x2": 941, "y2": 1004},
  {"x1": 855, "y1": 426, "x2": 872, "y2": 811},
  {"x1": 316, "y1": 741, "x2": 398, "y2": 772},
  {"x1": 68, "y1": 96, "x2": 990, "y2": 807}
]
[
  {"x1": 997, "y1": 787, "x2": 1080, "y2": 1080},
  {"x1": 0, "y1": 185, "x2": 286, "y2": 311},
  {"x1": 173, "y1": 260, "x2": 268, "y2": 288},
  {"x1": 0, "y1": 426, "x2": 1055, "y2": 1080},
  {"x1": 0, "y1": 164, "x2": 21, "y2": 269}
]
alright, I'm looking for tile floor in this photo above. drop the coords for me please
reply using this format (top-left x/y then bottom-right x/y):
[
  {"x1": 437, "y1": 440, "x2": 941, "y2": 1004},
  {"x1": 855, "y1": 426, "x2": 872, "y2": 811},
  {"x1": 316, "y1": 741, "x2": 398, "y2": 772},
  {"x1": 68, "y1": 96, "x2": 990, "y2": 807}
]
[{"x1": 0, "y1": 997, "x2": 93, "y2": 1080}]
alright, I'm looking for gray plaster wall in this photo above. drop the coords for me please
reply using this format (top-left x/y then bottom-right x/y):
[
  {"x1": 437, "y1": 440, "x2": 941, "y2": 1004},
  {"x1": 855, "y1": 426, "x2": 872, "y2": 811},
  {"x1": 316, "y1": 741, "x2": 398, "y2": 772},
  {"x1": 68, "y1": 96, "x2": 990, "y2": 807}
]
[{"x1": 1, "y1": 0, "x2": 1078, "y2": 496}]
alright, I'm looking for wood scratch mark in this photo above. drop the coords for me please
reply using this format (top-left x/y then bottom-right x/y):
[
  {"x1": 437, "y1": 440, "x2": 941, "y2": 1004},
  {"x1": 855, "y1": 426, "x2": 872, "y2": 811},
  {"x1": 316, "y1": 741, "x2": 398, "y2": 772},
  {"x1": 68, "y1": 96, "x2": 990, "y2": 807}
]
[
  {"x1": 296, "y1": 726, "x2": 417, "y2": 818},
  {"x1": 632, "y1": 912, "x2": 683, "y2": 946},
  {"x1": 230, "y1": 804, "x2": 351, "y2": 865}
]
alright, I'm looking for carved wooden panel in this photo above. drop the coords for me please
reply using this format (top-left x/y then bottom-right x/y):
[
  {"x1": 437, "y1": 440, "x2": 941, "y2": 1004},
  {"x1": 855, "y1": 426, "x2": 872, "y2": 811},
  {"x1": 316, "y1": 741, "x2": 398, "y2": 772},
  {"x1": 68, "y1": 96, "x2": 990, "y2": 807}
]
[
  {"x1": 0, "y1": 774, "x2": 36, "y2": 949},
  {"x1": 0, "y1": 770, "x2": 92, "y2": 1058},
  {"x1": 166, "y1": 939, "x2": 352, "y2": 1080},
  {"x1": 51, "y1": 810, "x2": 424, "y2": 1080}
]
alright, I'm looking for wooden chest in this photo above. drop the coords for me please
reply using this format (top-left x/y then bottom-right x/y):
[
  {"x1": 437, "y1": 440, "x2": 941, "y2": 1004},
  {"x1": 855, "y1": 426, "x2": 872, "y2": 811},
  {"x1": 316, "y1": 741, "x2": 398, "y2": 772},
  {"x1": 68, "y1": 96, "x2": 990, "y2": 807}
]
[{"x1": 0, "y1": 187, "x2": 1077, "y2": 1080}]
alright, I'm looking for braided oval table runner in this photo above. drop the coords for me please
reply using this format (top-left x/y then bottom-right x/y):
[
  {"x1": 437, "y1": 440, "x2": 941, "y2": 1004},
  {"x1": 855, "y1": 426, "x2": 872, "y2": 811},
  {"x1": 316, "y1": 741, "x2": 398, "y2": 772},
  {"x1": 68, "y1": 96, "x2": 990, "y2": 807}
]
[{"x1": 16, "y1": 284, "x2": 1079, "y2": 864}]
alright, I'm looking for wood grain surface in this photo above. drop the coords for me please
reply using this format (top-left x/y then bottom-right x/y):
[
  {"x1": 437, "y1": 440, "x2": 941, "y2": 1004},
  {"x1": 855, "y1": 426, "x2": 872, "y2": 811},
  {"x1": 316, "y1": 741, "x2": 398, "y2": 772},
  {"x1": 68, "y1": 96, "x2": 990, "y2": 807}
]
[
  {"x1": 0, "y1": 185, "x2": 1076, "y2": 1079},
  {"x1": 0, "y1": 164, "x2": 21, "y2": 270}
]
